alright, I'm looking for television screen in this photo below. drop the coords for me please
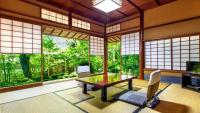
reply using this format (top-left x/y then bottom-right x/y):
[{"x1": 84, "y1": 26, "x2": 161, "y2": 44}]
[{"x1": 186, "y1": 61, "x2": 200, "y2": 73}]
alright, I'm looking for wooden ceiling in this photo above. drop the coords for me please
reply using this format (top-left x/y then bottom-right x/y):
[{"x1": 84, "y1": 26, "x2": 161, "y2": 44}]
[{"x1": 37, "y1": 0, "x2": 176, "y2": 24}]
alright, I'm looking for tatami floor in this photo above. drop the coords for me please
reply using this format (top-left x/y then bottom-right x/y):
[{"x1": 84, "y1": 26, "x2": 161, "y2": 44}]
[{"x1": 0, "y1": 79, "x2": 199, "y2": 113}]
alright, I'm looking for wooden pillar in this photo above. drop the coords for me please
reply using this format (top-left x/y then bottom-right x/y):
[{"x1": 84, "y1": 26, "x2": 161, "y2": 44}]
[
  {"x1": 104, "y1": 24, "x2": 108, "y2": 74},
  {"x1": 139, "y1": 11, "x2": 144, "y2": 79},
  {"x1": 69, "y1": 12, "x2": 72, "y2": 29}
]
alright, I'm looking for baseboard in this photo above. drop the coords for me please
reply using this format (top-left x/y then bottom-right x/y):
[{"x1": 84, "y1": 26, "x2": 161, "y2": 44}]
[{"x1": 0, "y1": 82, "x2": 43, "y2": 93}]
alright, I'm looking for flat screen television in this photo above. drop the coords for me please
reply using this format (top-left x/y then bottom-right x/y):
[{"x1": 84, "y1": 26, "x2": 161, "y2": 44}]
[{"x1": 186, "y1": 61, "x2": 200, "y2": 73}]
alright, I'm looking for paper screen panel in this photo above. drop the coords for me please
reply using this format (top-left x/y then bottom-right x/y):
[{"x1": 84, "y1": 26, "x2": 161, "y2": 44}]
[
  {"x1": 90, "y1": 36, "x2": 104, "y2": 55},
  {"x1": 0, "y1": 18, "x2": 41, "y2": 54},
  {"x1": 72, "y1": 18, "x2": 90, "y2": 30},
  {"x1": 121, "y1": 32, "x2": 139, "y2": 55},
  {"x1": 41, "y1": 9, "x2": 68, "y2": 25}
]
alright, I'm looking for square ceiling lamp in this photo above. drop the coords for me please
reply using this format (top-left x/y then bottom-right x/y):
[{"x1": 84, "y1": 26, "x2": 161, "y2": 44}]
[{"x1": 93, "y1": 0, "x2": 122, "y2": 13}]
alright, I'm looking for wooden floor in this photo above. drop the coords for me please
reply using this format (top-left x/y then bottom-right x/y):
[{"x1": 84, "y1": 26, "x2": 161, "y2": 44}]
[{"x1": 0, "y1": 79, "x2": 199, "y2": 113}]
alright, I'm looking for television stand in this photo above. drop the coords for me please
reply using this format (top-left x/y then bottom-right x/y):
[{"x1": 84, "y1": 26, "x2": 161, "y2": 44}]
[{"x1": 182, "y1": 72, "x2": 200, "y2": 92}]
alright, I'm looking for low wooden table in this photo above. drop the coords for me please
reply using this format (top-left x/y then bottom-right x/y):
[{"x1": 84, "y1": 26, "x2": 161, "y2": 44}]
[{"x1": 76, "y1": 73, "x2": 136, "y2": 101}]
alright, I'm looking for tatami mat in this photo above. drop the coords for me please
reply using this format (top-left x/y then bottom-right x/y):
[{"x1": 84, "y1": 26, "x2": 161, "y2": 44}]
[
  {"x1": 0, "y1": 80, "x2": 79, "y2": 104},
  {"x1": 55, "y1": 87, "x2": 94, "y2": 104},
  {"x1": 89, "y1": 86, "x2": 125, "y2": 100},
  {"x1": 76, "y1": 97, "x2": 139, "y2": 113},
  {"x1": 0, "y1": 93, "x2": 85, "y2": 113},
  {"x1": 115, "y1": 79, "x2": 170, "y2": 90},
  {"x1": 0, "y1": 79, "x2": 176, "y2": 113}
]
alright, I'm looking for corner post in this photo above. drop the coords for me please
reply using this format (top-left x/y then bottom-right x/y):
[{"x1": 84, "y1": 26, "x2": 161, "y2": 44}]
[
  {"x1": 104, "y1": 24, "x2": 108, "y2": 74},
  {"x1": 139, "y1": 10, "x2": 144, "y2": 79}
]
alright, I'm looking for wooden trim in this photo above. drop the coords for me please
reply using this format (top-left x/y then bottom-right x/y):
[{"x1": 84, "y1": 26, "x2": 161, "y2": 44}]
[
  {"x1": 71, "y1": 27, "x2": 103, "y2": 37},
  {"x1": 126, "y1": 0, "x2": 142, "y2": 11},
  {"x1": 155, "y1": 0, "x2": 161, "y2": 5},
  {"x1": 107, "y1": 26, "x2": 139, "y2": 35},
  {"x1": 0, "y1": 9, "x2": 103, "y2": 37},
  {"x1": 103, "y1": 24, "x2": 108, "y2": 74},
  {"x1": 143, "y1": 68, "x2": 185, "y2": 73},
  {"x1": 108, "y1": 15, "x2": 140, "y2": 26},
  {"x1": 107, "y1": 26, "x2": 140, "y2": 37},
  {"x1": 116, "y1": 10, "x2": 128, "y2": 17},
  {"x1": 41, "y1": 24, "x2": 44, "y2": 82},
  {"x1": 143, "y1": 32, "x2": 200, "y2": 41},
  {"x1": 0, "y1": 82, "x2": 43, "y2": 93},
  {"x1": 88, "y1": 36, "x2": 91, "y2": 72},
  {"x1": 120, "y1": 37, "x2": 122, "y2": 74},
  {"x1": 70, "y1": 0, "x2": 106, "y2": 16},
  {"x1": 144, "y1": 16, "x2": 200, "y2": 30},
  {"x1": 0, "y1": 9, "x2": 42, "y2": 26},
  {"x1": 21, "y1": 0, "x2": 104, "y2": 26},
  {"x1": 139, "y1": 11, "x2": 144, "y2": 79}
]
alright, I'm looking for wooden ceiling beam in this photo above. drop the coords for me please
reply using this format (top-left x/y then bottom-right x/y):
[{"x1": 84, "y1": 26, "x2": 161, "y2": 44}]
[
  {"x1": 71, "y1": 33, "x2": 78, "y2": 38},
  {"x1": 116, "y1": 10, "x2": 129, "y2": 17},
  {"x1": 37, "y1": 0, "x2": 105, "y2": 23},
  {"x1": 65, "y1": 31, "x2": 71, "y2": 38},
  {"x1": 126, "y1": 0, "x2": 142, "y2": 11},
  {"x1": 77, "y1": 34, "x2": 83, "y2": 39},
  {"x1": 80, "y1": 35, "x2": 87, "y2": 40},
  {"x1": 69, "y1": 0, "x2": 107, "y2": 16},
  {"x1": 155, "y1": 0, "x2": 161, "y2": 5}
]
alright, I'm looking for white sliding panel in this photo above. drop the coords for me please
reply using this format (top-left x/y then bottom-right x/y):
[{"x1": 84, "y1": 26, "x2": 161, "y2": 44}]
[
  {"x1": 90, "y1": 36, "x2": 104, "y2": 55},
  {"x1": 121, "y1": 32, "x2": 139, "y2": 55},
  {"x1": 181, "y1": 37, "x2": 190, "y2": 70},
  {"x1": 164, "y1": 39, "x2": 171, "y2": 70},
  {"x1": 0, "y1": 18, "x2": 42, "y2": 54}
]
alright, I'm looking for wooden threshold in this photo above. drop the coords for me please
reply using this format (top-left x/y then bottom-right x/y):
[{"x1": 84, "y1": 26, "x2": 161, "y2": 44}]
[{"x1": 0, "y1": 82, "x2": 43, "y2": 93}]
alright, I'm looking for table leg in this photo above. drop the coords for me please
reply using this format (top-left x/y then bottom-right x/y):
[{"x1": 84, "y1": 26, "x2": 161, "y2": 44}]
[
  {"x1": 128, "y1": 80, "x2": 133, "y2": 90},
  {"x1": 83, "y1": 83, "x2": 87, "y2": 94},
  {"x1": 101, "y1": 86, "x2": 107, "y2": 101}
]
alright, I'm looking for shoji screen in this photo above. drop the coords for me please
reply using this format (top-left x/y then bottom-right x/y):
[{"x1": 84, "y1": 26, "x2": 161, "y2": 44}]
[
  {"x1": 0, "y1": 18, "x2": 41, "y2": 54},
  {"x1": 145, "y1": 35, "x2": 200, "y2": 71},
  {"x1": 172, "y1": 35, "x2": 200, "y2": 70},
  {"x1": 164, "y1": 39, "x2": 171, "y2": 69},
  {"x1": 145, "y1": 42, "x2": 151, "y2": 68},
  {"x1": 172, "y1": 38, "x2": 181, "y2": 70},
  {"x1": 151, "y1": 41, "x2": 158, "y2": 69},
  {"x1": 90, "y1": 36, "x2": 104, "y2": 55},
  {"x1": 145, "y1": 39, "x2": 171, "y2": 69},
  {"x1": 106, "y1": 24, "x2": 120, "y2": 33},
  {"x1": 121, "y1": 32, "x2": 139, "y2": 55},
  {"x1": 190, "y1": 36, "x2": 200, "y2": 61},
  {"x1": 157, "y1": 40, "x2": 164, "y2": 69},
  {"x1": 72, "y1": 18, "x2": 90, "y2": 30},
  {"x1": 41, "y1": 9, "x2": 68, "y2": 25}
]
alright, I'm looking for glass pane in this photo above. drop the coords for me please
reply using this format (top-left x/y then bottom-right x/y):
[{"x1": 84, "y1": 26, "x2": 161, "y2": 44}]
[
  {"x1": 43, "y1": 35, "x2": 89, "y2": 81},
  {"x1": 0, "y1": 54, "x2": 41, "y2": 88},
  {"x1": 122, "y1": 55, "x2": 139, "y2": 76},
  {"x1": 108, "y1": 42, "x2": 120, "y2": 74}
]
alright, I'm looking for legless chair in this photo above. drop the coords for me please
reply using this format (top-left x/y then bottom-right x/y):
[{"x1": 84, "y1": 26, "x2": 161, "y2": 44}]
[
  {"x1": 77, "y1": 66, "x2": 90, "y2": 78},
  {"x1": 77, "y1": 66, "x2": 98, "y2": 91},
  {"x1": 115, "y1": 70, "x2": 161, "y2": 107}
]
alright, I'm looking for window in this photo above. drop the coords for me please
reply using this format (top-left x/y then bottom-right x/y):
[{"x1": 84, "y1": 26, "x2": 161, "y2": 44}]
[
  {"x1": 145, "y1": 39, "x2": 172, "y2": 70},
  {"x1": 106, "y1": 24, "x2": 120, "y2": 33},
  {"x1": 121, "y1": 32, "x2": 139, "y2": 55},
  {"x1": 0, "y1": 18, "x2": 41, "y2": 54},
  {"x1": 145, "y1": 35, "x2": 200, "y2": 71},
  {"x1": 172, "y1": 35, "x2": 200, "y2": 70},
  {"x1": 121, "y1": 32, "x2": 140, "y2": 76},
  {"x1": 41, "y1": 9, "x2": 68, "y2": 25},
  {"x1": 90, "y1": 36, "x2": 104, "y2": 55},
  {"x1": 72, "y1": 18, "x2": 90, "y2": 30}
]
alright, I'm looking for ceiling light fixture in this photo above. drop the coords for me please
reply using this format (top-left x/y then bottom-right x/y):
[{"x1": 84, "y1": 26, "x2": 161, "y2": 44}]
[{"x1": 93, "y1": 0, "x2": 122, "y2": 13}]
